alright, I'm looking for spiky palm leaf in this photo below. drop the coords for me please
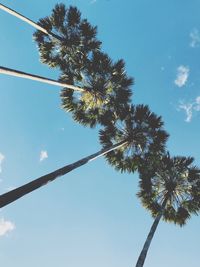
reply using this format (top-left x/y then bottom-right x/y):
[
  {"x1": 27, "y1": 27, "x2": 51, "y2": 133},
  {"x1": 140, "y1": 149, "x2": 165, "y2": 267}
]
[
  {"x1": 138, "y1": 153, "x2": 200, "y2": 226},
  {"x1": 99, "y1": 104, "x2": 168, "y2": 172}
]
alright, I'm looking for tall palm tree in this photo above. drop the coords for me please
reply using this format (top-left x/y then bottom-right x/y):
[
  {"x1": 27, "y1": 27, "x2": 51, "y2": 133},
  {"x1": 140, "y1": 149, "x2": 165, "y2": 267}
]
[
  {"x1": 33, "y1": 4, "x2": 133, "y2": 128},
  {"x1": 135, "y1": 153, "x2": 200, "y2": 267},
  {"x1": 0, "y1": 3, "x2": 62, "y2": 41},
  {"x1": 0, "y1": 62, "x2": 132, "y2": 128},
  {"x1": 0, "y1": 105, "x2": 168, "y2": 208}
]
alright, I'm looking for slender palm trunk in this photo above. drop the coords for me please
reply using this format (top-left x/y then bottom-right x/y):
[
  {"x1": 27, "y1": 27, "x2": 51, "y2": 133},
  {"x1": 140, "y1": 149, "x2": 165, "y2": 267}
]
[
  {"x1": 0, "y1": 4, "x2": 62, "y2": 41},
  {"x1": 135, "y1": 199, "x2": 167, "y2": 267},
  {"x1": 0, "y1": 140, "x2": 127, "y2": 209},
  {"x1": 0, "y1": 66, "x2": 84, "y2": 92},
  {"x1": 135, "y1": 213, "x2": 162, "y2": 267}
]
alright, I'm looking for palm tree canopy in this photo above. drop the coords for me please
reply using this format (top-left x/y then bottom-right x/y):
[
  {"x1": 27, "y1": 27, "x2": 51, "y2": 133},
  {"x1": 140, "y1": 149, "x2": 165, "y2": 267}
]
[
  {"x1": 138, "y1": 153, "x2": 200, "y2": 226},
  {"x1": 33, "y1": 4, "x2": 101, "y2": 70},
  {"x1": 34, "y1": 4, "x2": 133, "y2": 128},
  {"x1": 99, "y1": 104, "x2": 169, "y2": 172},
  {"x1": 60, "y1": 51, "x2": 133, "y2": 127}
]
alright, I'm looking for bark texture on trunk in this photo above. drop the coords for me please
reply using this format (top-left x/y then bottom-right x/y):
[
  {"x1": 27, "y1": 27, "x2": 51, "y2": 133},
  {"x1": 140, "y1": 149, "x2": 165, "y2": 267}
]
[
  {"x1": 0, "y1": 66, "x2": 84, "y2": 92},
  {"x1": 135, "y1": 199, "x2": 167, "y2": 267},
  {"x1": 0, "y1": 140, "x2": 127, "y2": 208},
  {"x1": 0, "y1": 4, "x2": 62, "y2": 41}
]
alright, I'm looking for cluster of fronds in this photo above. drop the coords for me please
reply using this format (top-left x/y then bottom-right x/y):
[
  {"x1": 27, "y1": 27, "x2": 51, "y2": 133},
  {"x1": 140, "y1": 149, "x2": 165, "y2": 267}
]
[
  {"x1": 60, "y1": 52, "x2": 133, "y2": 127},
  {"x1": 137, "y1": 153, "x2": 200, "y2": 226},
  {"x1": 33, "y1": 3, "x2": 200, "y2": 228},
  {"x1": 34, "y1": 4, "x2": 101, "y2": 70},
  {"x1": 34, "y1": 4, "x2": 133, "y2": 128},
  {"x1": 99, "y1": 105, "x2": 169, "y2": 172}
]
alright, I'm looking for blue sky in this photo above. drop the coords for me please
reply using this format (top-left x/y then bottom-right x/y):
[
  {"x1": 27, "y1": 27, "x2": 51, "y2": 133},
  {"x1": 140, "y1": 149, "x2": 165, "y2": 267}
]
[{"x1": 0, "y1": 0, "x2": 200, "y2": 266}]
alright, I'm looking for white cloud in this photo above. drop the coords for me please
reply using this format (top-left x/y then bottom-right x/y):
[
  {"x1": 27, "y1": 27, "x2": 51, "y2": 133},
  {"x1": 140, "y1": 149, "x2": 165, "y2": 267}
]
[
  {"x1": 0, "y1": 153, "x2": 5, "y2": 173},
  {"x1": 39, "y1": 150, "x2": 48, "y2": 162},
  {"x1": 179, "y1": 102, "x2": 193, "y2": 122},
  {"x1": 174, "y1": 65, "x2": 189, "y2": 87},
  {"x1": 90, "y1": 0, "x2": 97, "y2": 3},
  {"x1": 178, "y1": 96, "x2": 200, "y2": 122},
  {"x1": 0, "y1": 218, "x2": 15, "y2": 237},
  {"x1": 190, "y1": 28, "x2": 200, "y2": 48}
]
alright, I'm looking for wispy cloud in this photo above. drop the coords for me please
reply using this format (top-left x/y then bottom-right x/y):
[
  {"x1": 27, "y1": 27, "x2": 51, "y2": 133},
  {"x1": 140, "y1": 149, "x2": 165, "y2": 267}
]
[
  {"x1": 178, "y1": 96, "x2": 200, "y2": 122},
  {"x1": 178, "y1": 102, "x2": 193, "y2": 122},
  {"x1": 174, "y1": 66, "x2": 189, "y2": 87},
  {"x1": 39, "y1": 150, "x2": 48, "y2": 162},
  {"x1": 190, "y1": 28, "x2": 200, "y2": 48},
  {"x1": 0, "y1": 218, "x2": 15, "y2": 237},
  {"x1": 0, "y1": 153, "x2": 5, "y2": 173}
]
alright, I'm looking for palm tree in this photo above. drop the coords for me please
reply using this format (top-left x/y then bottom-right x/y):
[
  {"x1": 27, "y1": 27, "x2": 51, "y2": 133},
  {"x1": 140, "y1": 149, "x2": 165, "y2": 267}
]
[
  {"x1": 135, "y1": 153, "x2": 200, "y2": 267},
  {"x1": 0, "y1": 3, "x2": 62, "y2": 41},
  {"x1": 0, "y1": 66, "x2": 84, "y2": 91},
  {"x1": 0, "y1": 63, "x2": 132, "y2": 128},
  {"x1": 0, "y1": 104, "x2": 168, "y2": 208}
]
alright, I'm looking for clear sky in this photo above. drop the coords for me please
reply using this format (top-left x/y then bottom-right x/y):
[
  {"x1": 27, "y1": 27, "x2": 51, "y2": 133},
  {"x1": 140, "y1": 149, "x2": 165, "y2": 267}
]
[{"x1": 0, "y1": 1, "x2": 200, "y2": 266}]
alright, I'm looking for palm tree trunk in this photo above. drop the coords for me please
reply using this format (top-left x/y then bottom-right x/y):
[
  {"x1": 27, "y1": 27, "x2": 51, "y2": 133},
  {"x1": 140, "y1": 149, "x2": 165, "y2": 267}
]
[
  {"x1": 135, "y1": 199, "x2": 167, "y2": 267},
  {"x1": 0, "y1": 140, "x2": 127, "y2": 209},
  {"x1": 0, "y1": 3, "x2": 62, "y2": 41},
  {"x1": 0, "y1": 66, "x2": 84, "y2": 92}
]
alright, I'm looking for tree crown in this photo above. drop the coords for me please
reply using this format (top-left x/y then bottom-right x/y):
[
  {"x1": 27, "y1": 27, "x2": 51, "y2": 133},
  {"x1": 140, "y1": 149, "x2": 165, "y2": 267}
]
[
  {"x1": 99, "y1": 104, "x2": 169, "y2": 172},
  {"x1": 138, "y1": 153, "x2": 200, "y2": 226}
]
